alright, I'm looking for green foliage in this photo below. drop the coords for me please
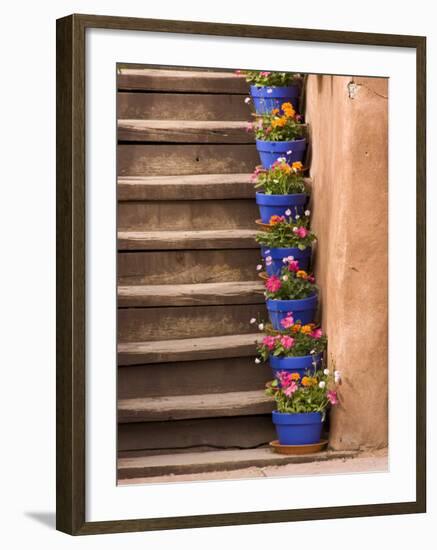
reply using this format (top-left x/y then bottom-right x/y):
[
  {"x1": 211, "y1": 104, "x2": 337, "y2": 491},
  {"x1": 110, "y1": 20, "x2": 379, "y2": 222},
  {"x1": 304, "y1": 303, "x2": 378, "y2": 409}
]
[
  {"x1": 264, "y1": 267, "x2": 317, "y2": 300},
  {"x1": 244, "y1": 71, "x2": 298, "y2": 87},
  {"x1": 253, "y1": 159, "x2": 307, "y2": 195},
  {"x1": 257, "y1": 326, "x2": 327, "y2": 361},
  {"x1": 256, "y1": 215, "x2": 316, "y2": 249}
]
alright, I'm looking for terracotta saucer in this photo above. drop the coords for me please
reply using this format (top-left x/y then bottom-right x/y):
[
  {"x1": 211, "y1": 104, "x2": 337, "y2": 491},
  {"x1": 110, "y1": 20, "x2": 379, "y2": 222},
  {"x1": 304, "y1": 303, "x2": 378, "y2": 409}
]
[
  {"x1": 269, "y1": 439, "x2": 328, "y2": 455},
  {"x1": 255, "y1": 219, "x2": 274, "y2": 232},
  {"x1": 258, "y1": 271, "x2": 268, "y2": 280}
]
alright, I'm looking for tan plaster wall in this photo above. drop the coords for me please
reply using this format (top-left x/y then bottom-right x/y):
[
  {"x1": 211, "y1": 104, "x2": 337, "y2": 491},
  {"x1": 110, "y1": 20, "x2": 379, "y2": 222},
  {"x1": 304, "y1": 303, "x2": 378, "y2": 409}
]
[{"x1": 305, "y1": 75, "x2": 388, "y2": 450}]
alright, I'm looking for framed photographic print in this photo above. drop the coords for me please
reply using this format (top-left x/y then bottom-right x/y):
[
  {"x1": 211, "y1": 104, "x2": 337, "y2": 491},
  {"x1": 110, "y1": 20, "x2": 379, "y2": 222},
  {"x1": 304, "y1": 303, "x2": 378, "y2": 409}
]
[{"x1": 56, "y1": 14, "x2": 426, "y2": 535}]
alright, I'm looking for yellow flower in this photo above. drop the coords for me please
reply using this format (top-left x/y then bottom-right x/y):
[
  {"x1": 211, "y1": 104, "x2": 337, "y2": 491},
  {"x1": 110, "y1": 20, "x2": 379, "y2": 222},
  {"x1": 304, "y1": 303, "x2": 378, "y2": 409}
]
[
  {"x1": 292, "y1": 161, "x2": 303, "y2": 172},
  {"x1": 269, "y1": 215, "x2": 284, "y2": 225},
  {"x1": 300, "y1": 324, "x2": 312, "y2": 334},
  {"x1": 271, "y1": 108, "x2": 279, "y2": 115},
  {"x1": 291, "y1": 324, "x2": 301, "y2": 333},
  {"x1": 281, "y1": 102, "x2": 296, "y2": 118},
  {"x1": 301, "y1": 376, "x2": 312, "y2": 387},
  {"x1": 296, "y1": 270, "x2": 308, "y2": 279},
  {"x1": 271, "y1": 116, "x2": 287, "y2": 128},
  {"x1": 291, "y1": 372, "x2": 300, "y2": 381}
]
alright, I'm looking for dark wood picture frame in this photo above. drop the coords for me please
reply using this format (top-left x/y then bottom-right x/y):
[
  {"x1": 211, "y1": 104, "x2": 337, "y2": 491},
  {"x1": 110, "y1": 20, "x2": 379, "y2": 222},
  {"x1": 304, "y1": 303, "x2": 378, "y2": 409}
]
[{"x1": 56, "y1": 13, "x2": 426, "y2": 535}]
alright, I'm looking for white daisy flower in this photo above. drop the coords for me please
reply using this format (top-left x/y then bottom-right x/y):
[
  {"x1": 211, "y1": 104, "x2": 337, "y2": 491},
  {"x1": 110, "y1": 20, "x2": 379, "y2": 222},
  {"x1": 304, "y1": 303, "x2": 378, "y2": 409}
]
[
  {"x1": 292, "y1": 227, "x2": 298, "y2": 233},
  {"x1": 282, "y1": 275, "x2": 289, "y2": 281},
  {"x1": 282, "y1": 257, "x2": 288, "y2": 264},
  {"x1": 264, "y1": 249, "x2": 271, "y2": 254},
  {"x1": 310, "y1": 350, "x2": 316, "y2": 354},
  {"x1": 305, "y1": 210, "x2": 311, "y2": 216},
  {"x1": 286, "y1": 150, "x2": 292, "y2": 155},
  {"x1": 256, "y1": 264, "x2": 263, "y2": 271},
  {"x1": 334, "y1": 370, "x2": 341, "y2": 383},
  {"x1": 323, "y1": 368, "x2": 330, "y2": 375},
  {"x1": 287, "y1": 256, "x2": 294, "y2": 261},
  {"x1": 319, "y1": 381, "x2": 326, "y2": 389},
  {"x1": 250, "y1": 318, "x2": 256, "y2": 324},
  {"x1": 255, "y1": 358, "x2": 261, "y2": 364},
  {"x1": 285, "y1": 209, "x2": 292, "y2": 216},
  {"x1": 295, "y1": 215, "x2": 300, "y2": 219},
  {"x1": 258, "y1": 323, "x2": 264, "y2": 331},
  {"x1": 244, "y1": 97, "x2": 251, "y2": 104}
]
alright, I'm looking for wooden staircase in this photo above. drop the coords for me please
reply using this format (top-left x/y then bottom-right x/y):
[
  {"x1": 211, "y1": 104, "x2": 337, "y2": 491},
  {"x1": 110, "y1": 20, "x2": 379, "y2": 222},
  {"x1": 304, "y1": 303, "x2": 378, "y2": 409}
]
[{"x1": 117, "y1": 66, "x2": 276, "y2": 480}]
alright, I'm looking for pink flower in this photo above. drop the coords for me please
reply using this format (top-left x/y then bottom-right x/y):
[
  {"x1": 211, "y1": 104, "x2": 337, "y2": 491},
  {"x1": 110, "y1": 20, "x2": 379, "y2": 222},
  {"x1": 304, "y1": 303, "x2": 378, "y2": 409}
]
[
  {"x1": 280, "y1": 335, "x2": 295, "y2": 349},
  {"x1": 284, "y1": 381, "x2": 298, "y2": 396},
  {"x1": 246, "y1": 122, "x2": 253, "y2": 132},
  {"x1": 327, "y1": 390, "x2": 338, "y2": 405},
  {"x1": 296, "y1": 227, "x2": 308, "y2": 238},
  {"x1": 277, "y1": 371, "x2": 292, "y2": 387},
  {"x1": 288, "y1": 260, "x2": 300, "y2": 272},
  {"x1": 266, "y1": 275, "x2": 281, "y2": 292},
  {"x1": 280, "y1": 314, "x2": 294, "y2": 328},
  {"x1": 308, "y1": 275, "x2": 315, "y2": 283},
  {"x1": 260, "y1": 71, "x2": 271, "y2": 77},
  {"x1": 311, "y1": 328, "x2": 323, "y2": 339},
  {"x1": 262, "y1": 336, "x2": 276, "y2": 350}
]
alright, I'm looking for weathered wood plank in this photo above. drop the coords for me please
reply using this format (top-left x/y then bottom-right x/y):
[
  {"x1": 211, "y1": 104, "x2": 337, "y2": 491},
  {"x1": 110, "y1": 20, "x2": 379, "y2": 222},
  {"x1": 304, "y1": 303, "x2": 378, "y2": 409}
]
[
  {"x1": 117, "y1": 448, "x2": 359, "y2": 479},
  {"x1": 117, "y1": 144, "x2": 259, "y2": 176},
  {"x1": 118, "y1": 229, "x2": 259, "y2": 250},
  {"x1": 118, "y1": 199, "x2": 258, "y2": 231},
  {"x1": 117, "y1": 249, "x2": 261, "y2": 285},
  {"x1": 118, "y1": 415, "x2": 275, "y2": 452},
  {"x1": 117, "y1": 174, "x2": 255, "y2": 201},
  {"x1": 118, "y1": 281, "x2": 264, "y2": 307},
  {"x1": 117, "y1": 68, "x2": 248, "y2": 93},
  {"x1": 118, "y1": 390, "x2": 274, "y2": 423},
  {"x1": 118, "y1": 303, "x2": 265, "y2": 342},
  {"x1": 118, "y1": 333, "x2": 260, "y2": 366},
  {"x1": 118, "y1": 120, "x2": 252, "y2": 143},
  {"x1": 118, "y1": 356, "x2": 270, "y2": 398},
  {"x1": 117, "y1": 92, "x2": 249, "y2": 121}
]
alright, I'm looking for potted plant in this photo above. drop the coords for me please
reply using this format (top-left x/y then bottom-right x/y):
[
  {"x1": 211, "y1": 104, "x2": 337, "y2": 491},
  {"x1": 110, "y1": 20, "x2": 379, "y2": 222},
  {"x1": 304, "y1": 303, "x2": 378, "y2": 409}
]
[
  {"x1": 256, "y1": 317, "x2": 327, "y2": 379},
  {"x1": 266, "y1": 365, "x2": 340, "y2": 445},
  {"x1": 248, "y1": 102, "x2": 306, "y2": 168},
  {"x1": 256, "y1": 214, "x2": 315, "y2": 275},
  {"x1": 252, "y1": 159, "x2": 309, "y2": 223},
  {"x1": 239, "y1": 70, "x2": 301, "y2": 114},
  {"x1": 264, "y1": 259, "x2": 318, "y2": 329}
]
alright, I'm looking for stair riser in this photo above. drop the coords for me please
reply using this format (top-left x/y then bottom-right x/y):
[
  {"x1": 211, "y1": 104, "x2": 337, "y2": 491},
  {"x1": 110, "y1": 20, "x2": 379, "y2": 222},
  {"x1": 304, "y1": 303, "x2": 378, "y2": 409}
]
[
  {"x1": 117, "y1": 71, "x2": 248, "y2": 94},
  {"x1": 118, "y1": 304, "x2": 265, "y2": 342},
  {"x1": 118, "y1": 415, "x2": 275, "y2": 452},
  {"x1": 118, "y1": 92, "x2": 249, "y2": 121},
  {"x1": 118, "y1": 199, "x2": 258, "y2": 231},
  {"x1": 118, "y1": 357, "x2": 270, "y2": 398},
  {"x1": 118, "y1": 249, "x2": 261, "y2": 285},
  {"x1": 118, "y1": 144, "x2": 259, "y2": 176}
]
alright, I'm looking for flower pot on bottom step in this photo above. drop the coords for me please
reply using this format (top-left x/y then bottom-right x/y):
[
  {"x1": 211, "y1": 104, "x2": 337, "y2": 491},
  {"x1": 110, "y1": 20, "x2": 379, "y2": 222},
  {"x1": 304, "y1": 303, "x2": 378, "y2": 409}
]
[{"x1": 272, "y1": 411, "x2": 323, "y2": 445}]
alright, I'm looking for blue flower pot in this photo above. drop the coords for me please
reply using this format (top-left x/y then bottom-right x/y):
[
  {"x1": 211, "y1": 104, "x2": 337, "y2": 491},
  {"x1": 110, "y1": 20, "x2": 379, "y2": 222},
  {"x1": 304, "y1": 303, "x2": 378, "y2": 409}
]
[
  {"x1": 256, "y1": 192, "x2": 308, "y2": 223},
  {"x1": 266, "y1": 294, "x2": 318, "y2": 329},
  {"x1": 250, "y1": 85, "x2": 300, "y2": 114},
  {"x1": 269, "y1": 353, "x2": 323, "y2": 379},
  {"x1": 256, "y1": 139, "x2": 307, "y2": 169},
  {"x1": 272, "y1": 411, "x2": 323, "y2": 445},
  {"x1": 261, "y1": 246, "x2": 311, "y2": 276}
]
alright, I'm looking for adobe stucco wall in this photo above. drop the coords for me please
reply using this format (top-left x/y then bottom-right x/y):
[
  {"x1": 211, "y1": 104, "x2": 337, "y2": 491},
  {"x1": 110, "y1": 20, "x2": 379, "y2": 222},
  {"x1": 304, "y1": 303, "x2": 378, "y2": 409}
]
[{"x1": 305, "y1": 75, "x2": 388, "y2": 450}]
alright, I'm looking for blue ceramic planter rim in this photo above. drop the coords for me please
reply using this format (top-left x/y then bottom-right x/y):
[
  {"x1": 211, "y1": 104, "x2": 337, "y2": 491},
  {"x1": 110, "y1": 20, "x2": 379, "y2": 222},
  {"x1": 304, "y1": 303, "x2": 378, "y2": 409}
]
[
  {"x1": 256, "y1": 138, "x2": 306, "y2": 152},
  {"x1": 266, "y1": 294, "x2": 317, "y2": 312},
  {"x1": 261, "y1": 246, "x2": 311, "y2": 258},
  {"x1": 272, "y1": 411, "x2": 322, "y2": 424},
  {"x1": 269, "y1": 352, "x2": 323, "y2": 365},
  {"x1": 250, "y1": 85, "x2": 299, "y2": 98},
  {"x1": 255, "y1": 192, "x2": 308, "y2": 205}
]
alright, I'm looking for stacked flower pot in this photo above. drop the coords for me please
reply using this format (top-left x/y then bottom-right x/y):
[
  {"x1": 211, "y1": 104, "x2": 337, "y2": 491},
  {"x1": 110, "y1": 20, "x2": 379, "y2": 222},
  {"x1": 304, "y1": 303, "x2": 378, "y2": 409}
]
[{"x1": 242, "y1": 70, "x2": 340, "y2": 451}]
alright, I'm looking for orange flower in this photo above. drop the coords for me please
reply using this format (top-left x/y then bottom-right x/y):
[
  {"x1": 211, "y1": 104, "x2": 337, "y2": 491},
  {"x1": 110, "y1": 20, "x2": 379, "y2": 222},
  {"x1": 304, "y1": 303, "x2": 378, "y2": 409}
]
[
  {"x1": 300, "y1": 324, "x2": 312, "y2": 334},
  {"x1": 292, "y1": 161, "x2": 303, "y2": 172},
  {"x1": 301, "y1": 376, "x2": 312, "y2": 387},
  {"x1": 291, "y1": 324, "x2": 301, "y2": 333},
  {"x1": 271, "y1": 108, "x2": 279, "y2": 115},
  {"x1": 291, "y1": 372, "x2": 300, "y2": 381},
  {"x1": 269, "y1": 215, "x2": 284, "y2": 225},
  {"x1": 271, "y1": 116, "x2": 287, "y2": 128},
  {"x1": 296, "y1": 270, "x2": 308, "y2": 279},
  {"x1": 281, "y1": 102, "x2": 296, "y2": 118}
]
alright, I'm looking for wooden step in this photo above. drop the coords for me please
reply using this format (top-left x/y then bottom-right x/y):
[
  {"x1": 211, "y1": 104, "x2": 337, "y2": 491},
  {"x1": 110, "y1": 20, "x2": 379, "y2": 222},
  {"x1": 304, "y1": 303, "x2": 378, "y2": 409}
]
[
  {"x1": 118, "y1": 173, "x2": 254, "y2": 201},
  {"x1": 117, "y1": 448, "x2": 358, "y2": 479},
  {"x1": 117, "y1": 92, "x2": 250, "y2": 121},
  {"x1": 118, "y1": 333, "x2": 260, "y2": 365},
  {"x1": 118, "y1": 120, "x2": 252, "y2": 143},
  {"x1": 117, "y1": 68, "x2": 248, "y2": 93},
  {"x1": 118, "y1": 303, "x2": 265, "y2": 343},
  {"x1": 118, "y1": 249, "x2": 260, "y2": 285},
  {"x1": 118, "y1": 390, "x2": 274, "y2": 423},
  {"x1": 118, "y1": 199, "x2": 258, "y2": 231},
  {"x1": 118, "y1": 356, "x2": 270, "y2": 398},
  {"x1": 118, "y1": 229, "x2": 259, "y2": 250},
  {"x1": 118, "y1": 281, "x2": 264, "y2": 307},
  {"x1": 118, "y1": 144, "x2": 259, "y2": 176},
  {"x1": 118, "y1": 414, "x2": 275, "y2": 452}
]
